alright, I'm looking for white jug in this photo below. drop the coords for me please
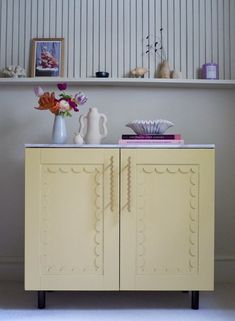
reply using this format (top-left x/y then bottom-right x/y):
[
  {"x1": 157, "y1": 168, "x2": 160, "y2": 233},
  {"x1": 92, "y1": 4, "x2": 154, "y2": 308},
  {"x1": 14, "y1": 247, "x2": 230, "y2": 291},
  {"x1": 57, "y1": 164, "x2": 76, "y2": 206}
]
[{"x1": 78, "y1": 107, "x2": 108, "y2": 144}]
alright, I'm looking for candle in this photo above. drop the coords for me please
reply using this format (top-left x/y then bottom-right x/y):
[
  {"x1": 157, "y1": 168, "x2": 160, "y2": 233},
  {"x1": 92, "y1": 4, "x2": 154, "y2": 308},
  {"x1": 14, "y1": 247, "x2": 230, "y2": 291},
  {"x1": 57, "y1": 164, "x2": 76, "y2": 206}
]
[{"x1": 201, "y1": 63, "x2": 219, "y2": 80}]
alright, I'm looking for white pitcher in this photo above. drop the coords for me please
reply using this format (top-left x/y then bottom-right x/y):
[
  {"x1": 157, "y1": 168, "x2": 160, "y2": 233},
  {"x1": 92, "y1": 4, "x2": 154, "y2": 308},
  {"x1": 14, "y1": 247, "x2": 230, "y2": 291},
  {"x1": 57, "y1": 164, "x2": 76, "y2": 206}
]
[{"x1": 79, "y1": 107, "x2": 108, "y2": 144}]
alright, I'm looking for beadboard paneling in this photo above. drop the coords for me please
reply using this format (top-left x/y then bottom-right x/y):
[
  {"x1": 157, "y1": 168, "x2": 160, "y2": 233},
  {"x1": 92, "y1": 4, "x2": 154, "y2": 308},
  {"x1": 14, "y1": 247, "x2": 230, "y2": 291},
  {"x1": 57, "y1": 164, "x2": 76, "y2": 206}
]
[{"x1": 0, "y1": 0, "x2": 234, "y2": 79}]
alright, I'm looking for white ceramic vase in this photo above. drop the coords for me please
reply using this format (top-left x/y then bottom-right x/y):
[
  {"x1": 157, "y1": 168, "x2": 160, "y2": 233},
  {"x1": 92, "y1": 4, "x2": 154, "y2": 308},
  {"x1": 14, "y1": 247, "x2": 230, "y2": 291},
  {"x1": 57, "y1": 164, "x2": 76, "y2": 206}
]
[
  {"x1": 52, "y1": 115, "x2": 68, "y2": 144},
  {"x1": 79, "y1": 107, "x2": 107, "y2": 144}
]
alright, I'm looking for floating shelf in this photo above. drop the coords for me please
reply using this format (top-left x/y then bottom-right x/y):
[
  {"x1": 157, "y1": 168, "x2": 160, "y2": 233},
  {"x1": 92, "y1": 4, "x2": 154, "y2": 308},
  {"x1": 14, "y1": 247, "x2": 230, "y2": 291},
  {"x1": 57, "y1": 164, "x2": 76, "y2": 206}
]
[{"x1": 0, "y1": 77, "x2": 235, "y2": 89}]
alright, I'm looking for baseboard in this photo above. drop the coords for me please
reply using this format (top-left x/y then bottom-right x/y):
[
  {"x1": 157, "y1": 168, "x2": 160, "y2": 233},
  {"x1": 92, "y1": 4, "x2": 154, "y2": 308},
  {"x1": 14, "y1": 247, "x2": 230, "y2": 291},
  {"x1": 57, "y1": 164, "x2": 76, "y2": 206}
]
[{"x1": 0, "y1": 256, "x2": 234, "y2": 283}]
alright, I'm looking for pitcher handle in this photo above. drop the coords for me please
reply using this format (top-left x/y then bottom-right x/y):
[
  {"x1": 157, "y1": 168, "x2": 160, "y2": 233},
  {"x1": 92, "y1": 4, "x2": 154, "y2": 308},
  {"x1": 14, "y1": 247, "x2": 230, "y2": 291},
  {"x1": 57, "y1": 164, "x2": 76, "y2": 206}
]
[
  {"x1": 78, "y1": 113, "x2": 87, "y2": 137},
  {"x1": 100, "y1": 113, "x2": 108, "y2": 139}
]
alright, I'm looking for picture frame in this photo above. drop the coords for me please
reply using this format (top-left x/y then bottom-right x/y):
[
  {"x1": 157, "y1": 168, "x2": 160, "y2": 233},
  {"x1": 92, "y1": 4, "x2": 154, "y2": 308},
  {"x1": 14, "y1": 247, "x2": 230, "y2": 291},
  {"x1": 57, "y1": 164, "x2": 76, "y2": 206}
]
[{"x1": 30, "y1": 38, "x2": 64, "y2": 77}]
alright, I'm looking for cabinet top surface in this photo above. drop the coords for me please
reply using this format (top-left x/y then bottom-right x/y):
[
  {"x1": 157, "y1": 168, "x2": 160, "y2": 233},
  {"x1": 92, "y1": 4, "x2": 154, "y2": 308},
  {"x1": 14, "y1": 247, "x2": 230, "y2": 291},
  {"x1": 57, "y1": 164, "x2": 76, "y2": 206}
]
[{"x1": 25, "y1": 144, "x2": 215, "y2": 149}]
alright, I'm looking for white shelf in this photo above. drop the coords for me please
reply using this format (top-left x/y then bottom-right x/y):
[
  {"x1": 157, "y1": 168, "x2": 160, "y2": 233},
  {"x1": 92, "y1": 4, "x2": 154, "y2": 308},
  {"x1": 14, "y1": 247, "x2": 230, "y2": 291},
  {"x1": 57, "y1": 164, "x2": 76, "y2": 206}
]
[{"x1": 0, "y1": 77, "x2": 235, "y2": 89}]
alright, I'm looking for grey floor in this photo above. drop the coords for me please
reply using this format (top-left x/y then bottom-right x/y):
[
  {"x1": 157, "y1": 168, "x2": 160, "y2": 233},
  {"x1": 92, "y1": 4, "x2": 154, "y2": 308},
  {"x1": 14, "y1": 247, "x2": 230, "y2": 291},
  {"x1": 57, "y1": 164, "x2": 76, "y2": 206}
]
[{"x1": 0, "y1": 282, "x2": 234, "y2": 320}]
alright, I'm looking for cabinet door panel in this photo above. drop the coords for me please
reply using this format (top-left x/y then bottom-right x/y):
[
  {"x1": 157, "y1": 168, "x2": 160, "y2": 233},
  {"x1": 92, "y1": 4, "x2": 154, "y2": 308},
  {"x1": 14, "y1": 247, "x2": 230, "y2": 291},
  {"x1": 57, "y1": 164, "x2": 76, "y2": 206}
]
[
  {"x1": 120, "y1": 149, "x2": 214, "y2": 290},
  {"x1": 25, "y1": 148, "x2": 119, "y2": 290}
]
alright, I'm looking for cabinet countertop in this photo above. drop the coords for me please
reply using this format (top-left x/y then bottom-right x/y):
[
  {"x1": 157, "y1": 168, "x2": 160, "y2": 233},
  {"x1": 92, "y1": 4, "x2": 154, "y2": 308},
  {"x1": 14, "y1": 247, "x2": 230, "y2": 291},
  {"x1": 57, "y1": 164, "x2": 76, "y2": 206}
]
[{"x1": 25, "y1": 144, "x2": 215, "y2": 149}]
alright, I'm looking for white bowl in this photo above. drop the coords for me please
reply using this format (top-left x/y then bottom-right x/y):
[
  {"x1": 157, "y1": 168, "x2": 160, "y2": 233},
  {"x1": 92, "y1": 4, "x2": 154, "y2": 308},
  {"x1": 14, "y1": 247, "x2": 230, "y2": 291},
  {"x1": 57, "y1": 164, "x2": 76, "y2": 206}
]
[{"x1": 126, "y1": 120, "x2": 174, "y2": 135}]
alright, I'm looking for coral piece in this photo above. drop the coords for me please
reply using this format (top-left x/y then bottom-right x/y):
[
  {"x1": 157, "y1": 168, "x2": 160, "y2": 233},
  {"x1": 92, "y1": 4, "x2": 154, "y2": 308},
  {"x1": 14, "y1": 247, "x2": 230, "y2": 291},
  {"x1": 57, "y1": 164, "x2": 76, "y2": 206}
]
[
  {"x1": 130, "y1": 67, "x2": 148, "y2": 78},
  {"x1": 1, "y1": 65, "x2": 26, "y2": 78}
]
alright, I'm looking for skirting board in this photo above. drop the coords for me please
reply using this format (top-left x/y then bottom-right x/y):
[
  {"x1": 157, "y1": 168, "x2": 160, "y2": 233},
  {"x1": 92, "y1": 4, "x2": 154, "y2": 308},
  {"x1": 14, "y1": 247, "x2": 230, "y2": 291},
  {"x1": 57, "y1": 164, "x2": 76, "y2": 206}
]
[{"x1": 0, "y1": 256, "x2": 234, "y2": 283}]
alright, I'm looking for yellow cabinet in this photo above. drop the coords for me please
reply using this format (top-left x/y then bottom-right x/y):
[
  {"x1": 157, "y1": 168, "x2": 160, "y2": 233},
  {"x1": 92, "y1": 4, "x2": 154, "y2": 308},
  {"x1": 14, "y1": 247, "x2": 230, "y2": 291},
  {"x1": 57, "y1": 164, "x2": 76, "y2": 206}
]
[
  {"x1": 25, "y1": 146, "x2": 214, "y2": 308},
  {"x1": 120, "y1": 149, "x2": 214, "y2": 291},
  {"x1": 25, "y1": 148, "x2": 120, "y2": 291}
]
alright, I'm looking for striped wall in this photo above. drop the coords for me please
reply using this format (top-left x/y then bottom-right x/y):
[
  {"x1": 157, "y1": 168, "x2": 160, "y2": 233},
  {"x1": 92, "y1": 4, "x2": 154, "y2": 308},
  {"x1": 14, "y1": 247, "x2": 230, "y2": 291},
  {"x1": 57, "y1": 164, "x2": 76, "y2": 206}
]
[{"x1": 0, "y1": 0, "x2": 235, "y2": 79}]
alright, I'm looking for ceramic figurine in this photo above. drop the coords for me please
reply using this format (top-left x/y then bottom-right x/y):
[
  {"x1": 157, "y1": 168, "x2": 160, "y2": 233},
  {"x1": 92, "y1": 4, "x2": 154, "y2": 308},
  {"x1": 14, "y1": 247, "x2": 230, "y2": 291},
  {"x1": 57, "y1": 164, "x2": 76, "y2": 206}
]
[
  {"x1": 159, "y1": 60, "x2": 170, "y2": 78},
  {"x1": 78, "y1": 107, "x2": 107, "y2": 144},
  {"x1": 172, "y1": 70, "x2": 183, "y2": 79},
  {"x1": 130, "y1": 67, "x2": 148, "y2": 78},
  {"x1": 73, "y1": 132, "x2": 84, "y2": 144}
]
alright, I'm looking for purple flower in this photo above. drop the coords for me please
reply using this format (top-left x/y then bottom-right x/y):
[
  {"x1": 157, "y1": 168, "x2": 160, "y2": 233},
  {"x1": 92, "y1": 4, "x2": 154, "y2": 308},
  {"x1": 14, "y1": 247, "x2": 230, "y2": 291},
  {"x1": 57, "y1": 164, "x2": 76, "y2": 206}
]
[
  {"x1": 57, "y1": 83, "x2": 67, "y2": 91},
  {"x1": 74, "y1": 92, "x2": 88, "y2": 105},
  {"x1": 34, "y1": 86, "x2": 44, "y2": 97},
  {"x1": 68, "y1": 99, "x2": 78, "y2": 110}
]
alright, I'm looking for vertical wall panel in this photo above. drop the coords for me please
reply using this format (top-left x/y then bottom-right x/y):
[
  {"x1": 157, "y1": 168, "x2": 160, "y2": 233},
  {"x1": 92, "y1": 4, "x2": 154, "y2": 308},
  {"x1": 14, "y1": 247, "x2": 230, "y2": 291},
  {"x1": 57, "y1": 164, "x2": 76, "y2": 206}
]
[
  {"x1": 230, "y1": 0, "x2": 235, "y2": 79},
  {"x1": 93, "y1": 0, "x2": 99, "y2": 78},
  {"x1": 168, "y1": 0, "x2": 175, "y2": 72},
  {"x1": 211, "y1": 0, "x2": 218, "y2": 65},
  {"x1": 49, "y1": 0, "x2": 56, "y2": 37},
  {"x1": 117, "y1": 0, "x2": 124, "y2": 77},
  {"x1": 111, "y1": 0, "x2": 118, "y2": 77},
  {"x1": 6, "y1": 0, "x2": 13, "y2": 66},
  {"x1": 148, "y1": 0, "x2": 155, "y2": 78},
  {"x1": 12, "y1": 0, "x2": 19, "y2": 65},
  {"x1": 218, "y1": 0, "x2": 225, "y2": 79},
  {"x1": 155, "y1": 0, "x2": 162, "y2": 75},
  {"x1": 24, "y1": 0, "x2": 31, "y2": 71},
  {"x1": 187, "y1": 0, "x2": 193, "y2": 79},
  {"x1": 0, "y1": 0, "x2": 234, "y2": 79},
  {"x1": 205, "y1": 0, "x2": 212, "y2": 62},
  {"x1": 193, "y1": 0, "x2": 200, "y2": 78},
  {"x1": 224, "y1": 0, "x2": 231, "y2": 79},
  {"x1": 43, "y1": 0, "x2": 50, "y2": 38},
  {"x1": 0, "y1": 0, "x2": 7, "y2": 68},
  {"x1": 87, "y1": 0, "x2": 94, "y2": 77},
  {"x1": 123, "y1": 0, "x2": 130, "y2": 76},
  {"x1": 180, "y1": 0, "x2": 187, "y2": 78},
  {"x1": 74, "y1": 0, "x2": 81, "y2": 77},
  {"x1": 67, "y1": 0, "x2": 75, "y2": 78},
  {"x1": 136, "y1": 0, "x2": 142, "y2": 73}
]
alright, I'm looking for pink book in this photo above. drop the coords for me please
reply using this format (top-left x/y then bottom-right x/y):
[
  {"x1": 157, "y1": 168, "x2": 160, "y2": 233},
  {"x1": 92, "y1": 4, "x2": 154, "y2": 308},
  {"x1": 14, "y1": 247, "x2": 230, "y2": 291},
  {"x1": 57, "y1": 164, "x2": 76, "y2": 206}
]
[{"x1": 119, "y1": 139, "x2": 184, "y2": 144}]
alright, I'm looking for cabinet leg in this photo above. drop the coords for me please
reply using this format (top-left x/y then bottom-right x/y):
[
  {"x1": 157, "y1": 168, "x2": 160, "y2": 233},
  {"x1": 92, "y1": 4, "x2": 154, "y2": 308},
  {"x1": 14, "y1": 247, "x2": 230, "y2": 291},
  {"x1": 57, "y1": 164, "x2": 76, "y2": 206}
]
[
  {"x1": 38, "y1": 291, "x2": 46, "y2": 309},
  {"x1": 191, "y1": 291, "x2": 199, "y2": 310}
]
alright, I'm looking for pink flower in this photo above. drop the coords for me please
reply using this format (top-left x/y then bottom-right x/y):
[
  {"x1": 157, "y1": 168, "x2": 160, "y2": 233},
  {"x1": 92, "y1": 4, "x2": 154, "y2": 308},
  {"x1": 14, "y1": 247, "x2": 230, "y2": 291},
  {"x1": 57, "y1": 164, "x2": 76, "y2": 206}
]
[
  {"x1": 59, "y1": 100, "x2": 70, "y2": 112},
  {"x1": 34, "y1": 86, "x2": 44, "y2": 97}
]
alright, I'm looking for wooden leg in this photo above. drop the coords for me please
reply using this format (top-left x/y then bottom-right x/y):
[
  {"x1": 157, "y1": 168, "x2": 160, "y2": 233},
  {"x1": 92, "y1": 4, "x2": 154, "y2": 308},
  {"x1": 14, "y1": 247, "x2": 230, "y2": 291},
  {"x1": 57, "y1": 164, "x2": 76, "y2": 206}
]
[
  {"x1": 38, "y1": 291, "x2": 46, "y2": 309},
  {"x1": 191, "y1": 291, "x2": 199, "y2": 310}
]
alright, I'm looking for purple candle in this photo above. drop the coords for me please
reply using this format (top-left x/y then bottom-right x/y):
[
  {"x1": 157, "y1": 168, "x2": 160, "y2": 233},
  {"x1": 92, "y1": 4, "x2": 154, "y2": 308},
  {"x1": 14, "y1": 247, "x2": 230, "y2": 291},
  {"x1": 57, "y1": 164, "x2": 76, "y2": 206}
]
[{"x1": 201, "y1": 63, "x2": 219, "y2": 80}]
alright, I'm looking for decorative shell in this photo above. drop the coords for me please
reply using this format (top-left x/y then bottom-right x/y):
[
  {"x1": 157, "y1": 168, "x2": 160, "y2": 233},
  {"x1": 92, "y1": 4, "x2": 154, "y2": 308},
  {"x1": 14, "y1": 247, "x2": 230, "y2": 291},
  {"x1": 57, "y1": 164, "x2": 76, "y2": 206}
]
[
  {"x1": 130, "y1": 67, "x2": 148, "y2": 78},
  {"x1": 126, "y1": 119, "x2": 174, "y2": 135},
  {"x1": 1, "y1": 65, "x2": 26, "y2": 78}
]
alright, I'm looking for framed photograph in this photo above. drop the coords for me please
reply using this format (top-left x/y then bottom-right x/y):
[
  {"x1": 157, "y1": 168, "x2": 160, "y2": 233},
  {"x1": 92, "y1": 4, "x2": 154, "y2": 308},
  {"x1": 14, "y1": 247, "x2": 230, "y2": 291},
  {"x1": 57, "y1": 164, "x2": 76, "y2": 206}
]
[{"x1": 31, "y1": 38, "x2": 64, "y2": 77}]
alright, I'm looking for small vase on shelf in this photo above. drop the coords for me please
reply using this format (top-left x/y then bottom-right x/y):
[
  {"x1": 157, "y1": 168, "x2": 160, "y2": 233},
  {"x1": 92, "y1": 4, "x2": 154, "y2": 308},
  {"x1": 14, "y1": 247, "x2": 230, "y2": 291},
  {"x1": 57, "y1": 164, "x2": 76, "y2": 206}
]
[
  {"x1": 52, "y1": 115, "x2": 68, "y2": 144},
  {"x1": 159, "y1": 60, "x2": 171, "y2": 78}
]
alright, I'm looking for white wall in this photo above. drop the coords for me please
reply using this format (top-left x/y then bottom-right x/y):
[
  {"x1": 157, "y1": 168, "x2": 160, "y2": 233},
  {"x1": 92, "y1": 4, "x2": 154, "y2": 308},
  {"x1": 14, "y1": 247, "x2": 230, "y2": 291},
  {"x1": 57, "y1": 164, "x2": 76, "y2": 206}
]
[
  {"x1": 0, "y1": 0, "x2": 235, "y2": 282},
  {"x1": 0, "y1": 0, "x2": 235, "y2": 79},
  {"x1": 0, "y1": 84, "x2": 235, "y2": 282}
]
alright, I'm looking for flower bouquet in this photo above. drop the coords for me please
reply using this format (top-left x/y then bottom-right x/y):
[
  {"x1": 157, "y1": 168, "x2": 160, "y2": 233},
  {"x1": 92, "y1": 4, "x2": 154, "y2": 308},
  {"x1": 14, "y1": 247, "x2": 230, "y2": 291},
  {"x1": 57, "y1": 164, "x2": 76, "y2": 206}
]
[
  {"x1": 34, "y1": 82, "x2": 87, "y2": 116},
  {"x1": 34, "y1": 83, "x2": 87, "y2": 143}
]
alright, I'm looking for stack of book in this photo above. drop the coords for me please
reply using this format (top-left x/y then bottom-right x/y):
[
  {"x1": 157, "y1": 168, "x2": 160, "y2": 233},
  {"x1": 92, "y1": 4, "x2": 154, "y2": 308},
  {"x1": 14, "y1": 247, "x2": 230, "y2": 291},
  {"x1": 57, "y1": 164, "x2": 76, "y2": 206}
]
[{"x1": 118, "y1": 134, "x2": 184, "y2": 144}]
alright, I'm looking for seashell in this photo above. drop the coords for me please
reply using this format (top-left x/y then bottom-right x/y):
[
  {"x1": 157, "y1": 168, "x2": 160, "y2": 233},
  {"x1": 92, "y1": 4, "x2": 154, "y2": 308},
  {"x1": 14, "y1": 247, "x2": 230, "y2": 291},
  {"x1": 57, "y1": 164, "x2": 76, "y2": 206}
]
[
  {"x1": 1, "y1": 65, "x2": 26, "y2": 78},
  {"x1": 172, "y1": 70, "x2": 183, "y2": 79},
  {"x1": 130, "y1": 67, "x2": 148, "y2": 78},
  {"x1": 126, "y1": 120, "x2": 174, "y2": 135}
]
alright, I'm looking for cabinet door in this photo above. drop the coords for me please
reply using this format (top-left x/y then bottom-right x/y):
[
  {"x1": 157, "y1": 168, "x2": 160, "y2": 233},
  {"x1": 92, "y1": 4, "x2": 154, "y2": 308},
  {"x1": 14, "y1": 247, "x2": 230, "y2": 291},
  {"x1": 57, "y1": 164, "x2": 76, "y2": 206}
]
[
  {"x1": 25, "y1": 148, "x2": 119, "y2": 290},
  {"x1": 120, "y1": 148, "x2": 214, "y2": 290}
]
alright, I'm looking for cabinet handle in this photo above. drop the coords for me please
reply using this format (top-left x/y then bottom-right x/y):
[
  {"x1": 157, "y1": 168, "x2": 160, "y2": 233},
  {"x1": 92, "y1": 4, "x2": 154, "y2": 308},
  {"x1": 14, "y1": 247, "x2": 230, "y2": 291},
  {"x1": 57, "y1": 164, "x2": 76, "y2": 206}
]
[
  {"x1": 127, "y1": 156, "x2": 131, "y2": 212},
  {"x1": 109, "y1": 156, "x2": 114, "y2": 212}
]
